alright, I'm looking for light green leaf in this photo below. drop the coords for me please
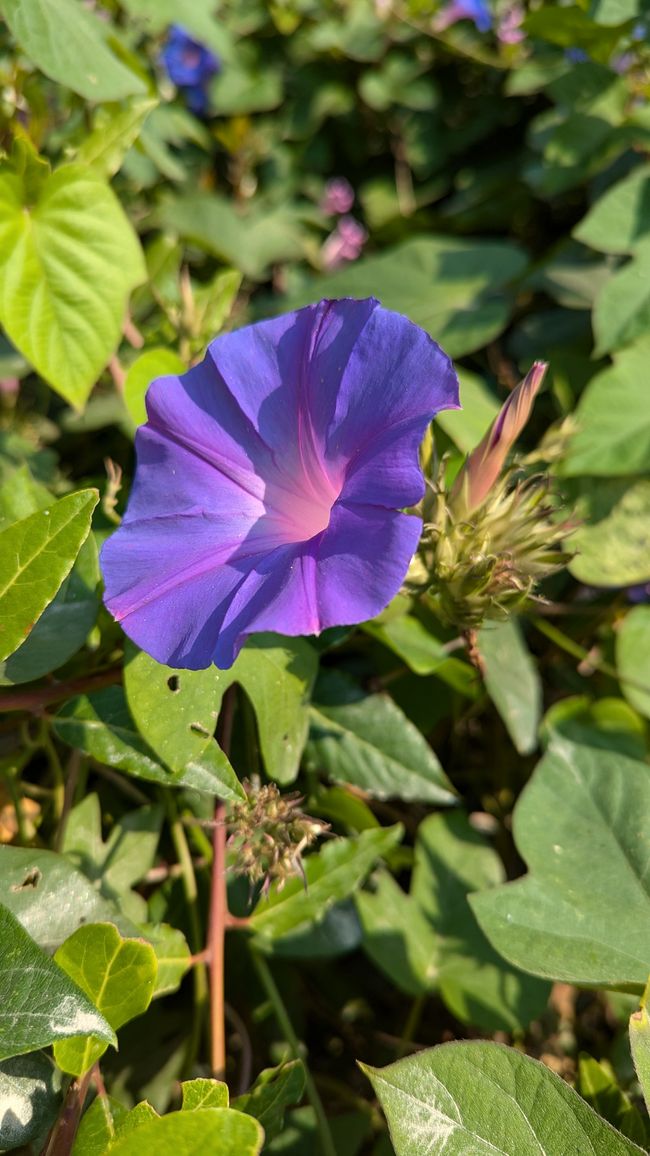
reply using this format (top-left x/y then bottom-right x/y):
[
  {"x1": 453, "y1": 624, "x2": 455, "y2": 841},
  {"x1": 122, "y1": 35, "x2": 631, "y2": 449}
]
[
  {"x1": 0, "y1": 163, "x2": 145, "y2": 407},
  {"x1": 478, "y1": 620, "x2": 542, "y2": 755},
  {"x1": 0, "y1": 903, "x2": 115, "y2": 1061},
  {"x1": 108, "y1": 1108, "x2": 264, "y2": 1155},
  {"x1": 192, "y1": 268, "x2": 242, "y2": 345},
  {"x1": 577, "y1": 1054, "x2": 648, "y2": 1146},
  {"x1": 73, "y1": 1094, "x2": 130, "y2": 1154},
  {"x1": 471, "y1": 740, "x2": 650, "y2": 989},
  {"x1": 123, "y1": 348, "x2": 185, "y2": 429},
  {"x1": 250, "y1": 826, "x2": 402, "y2": 943},
  {"x1": 0, "y1": 0, "x2": 147, "y2": 101},
  {"x1": 62, "y1": 794, "x2": 162, "y2": 923},
  {"x1": 0, "y1": 489, "x2": 98, "y2": 662},
  {"x1": 123, "y1": 646, "x2": 224, "y2": 773},
  {"x1": 233, "y1": 1061, "x2": 306, "y2": 1143},
  {"x1": 0, "y1": 846, "x2": 140, "y2": 952},
  {"x1": 573, "y1": 166, "x2": 650, "y2": 255},
  {"x1": 561, "y1": 337, "x2": 650, "y2": 476},
  {"x1": 76, "y1": 97, "x2": 158, "y2": 178},
  {"x1": 630, "y1": 988, "x2": 650, "y2": 1114},
  {"x1": 140, "y1": 923, "x2": 190, "y2": 998},
  {"x1": 232, "y1": 634, "x2": 318, "y2": 785},
  {"x1": 0, "y1": 532, "x2": 99, "y2": 685},
  {"x1": 593, "y1": 241, "x2": 650, "y2": 356},
  {"x1": 181, "y1": 1078, "x2": 229, "y2": 1110},
  {"x1": 540, "y1": 696, "x2": 647, "y2": 762},
  {"x1": 361, "y1": 1041, "x2": 645, "y2": 1155},
  {"x1": 0, "y1": 1053, "x2": 62, "y2": 1152},
  {"x1": 285, "y1": 235, "x2": 527, "y2": 358},
  {"x1": 54, "y1": 687, "x2": 244, "y2": 800},
  {"x1": 53, "y1": 923, "x2": 157, "y2": 1076},
  {"x1": 617, "y1": 605, "x2": 650, "y2": 720},
  {"x1": 307, "y1": 671, "x2": 456, "y2": 804},
  {"x1": 568, "y1": 477, "x2": 650, "y2": 586}
]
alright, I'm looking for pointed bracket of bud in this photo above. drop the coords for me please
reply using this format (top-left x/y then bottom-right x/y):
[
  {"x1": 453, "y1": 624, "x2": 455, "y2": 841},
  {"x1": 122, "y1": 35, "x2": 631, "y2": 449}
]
[{"x1": 451, "y1": 361, "x2": 548, "y2": 515}]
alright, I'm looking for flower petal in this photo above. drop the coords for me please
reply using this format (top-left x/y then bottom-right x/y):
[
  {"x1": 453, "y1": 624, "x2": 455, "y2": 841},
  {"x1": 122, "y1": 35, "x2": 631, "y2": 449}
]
[
  {"x1": 213, "y1": 500, "x2": 422, "y2": 667},
  {"x1": 101, "y1": 515, "x2": 257, "y2": 669},
  {"x1": 325, "y1": 305, "x2": 460, "y2": 500}
]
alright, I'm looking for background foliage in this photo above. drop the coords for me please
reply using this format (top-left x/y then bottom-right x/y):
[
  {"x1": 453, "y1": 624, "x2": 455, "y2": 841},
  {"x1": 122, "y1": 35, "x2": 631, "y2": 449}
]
[{"x1": 1, "y1": 0, "x2": 650, "y2": 1152}]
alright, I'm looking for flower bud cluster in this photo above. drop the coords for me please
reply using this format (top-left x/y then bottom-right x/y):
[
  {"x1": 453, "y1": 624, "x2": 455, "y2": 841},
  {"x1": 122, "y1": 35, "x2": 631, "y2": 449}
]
[
  {"x1": 407, "y1": 463, "x2": 570, "y2": 629},
  {"x1": 227, "y1": 782, "x2": 328, "y2": 895},
  {"x1": 406, "y1": 362, "x2": 572, "y2": 629}
]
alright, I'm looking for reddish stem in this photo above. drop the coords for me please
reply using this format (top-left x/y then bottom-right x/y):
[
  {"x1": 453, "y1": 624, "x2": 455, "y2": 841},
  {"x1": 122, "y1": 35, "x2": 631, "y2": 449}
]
[
  {"x1": 0, "y1": 667, "x2": 121, "y2": 714},
  {"x1": 208, "y1": 800, "x2": 227, "y2": 1077},
  {"x1": 207, "y1": 684, "x2": 237, "y2": 1078}
]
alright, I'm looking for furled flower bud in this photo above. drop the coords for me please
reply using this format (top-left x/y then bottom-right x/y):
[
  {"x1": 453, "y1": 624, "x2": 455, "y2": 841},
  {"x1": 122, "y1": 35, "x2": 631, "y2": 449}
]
[
  {"x1": 451, "y1": 361, "x2": 548, "y2": 516},
  {"x1": 227, "y1": 782, "x2": 329, "y2": 895}
]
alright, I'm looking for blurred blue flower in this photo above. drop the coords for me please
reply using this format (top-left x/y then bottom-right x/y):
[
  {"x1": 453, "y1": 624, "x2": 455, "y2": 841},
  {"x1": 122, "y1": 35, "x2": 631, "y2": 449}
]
[
  {"x1": 565, "y1": 47, "x2": 590, "y2": 63},
  {"x1": 161, "y1": 26, "x2": 220, "y2": 116},
  {"x1": 434, "y1": 0, "x2": 492, "y2": 33}
]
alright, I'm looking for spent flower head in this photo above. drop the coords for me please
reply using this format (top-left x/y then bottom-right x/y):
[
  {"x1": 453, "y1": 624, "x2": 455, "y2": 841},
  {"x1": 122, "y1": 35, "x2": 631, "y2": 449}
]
[
  {"x1": 101, "y1": 299, "x2": 460, "y2": 669},
  {"x1": 227, "y1": 781, "x2": 329, "y2": 894}
]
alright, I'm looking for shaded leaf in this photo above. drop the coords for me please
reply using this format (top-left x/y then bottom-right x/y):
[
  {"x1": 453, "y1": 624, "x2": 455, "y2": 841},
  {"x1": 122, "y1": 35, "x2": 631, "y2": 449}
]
[
  {"x1": 568, "y1": 477, "x2": 650, "y2": 586},
  {"x1": 0, "y1": 1053, "x2": 62, "y2": 1152},
  {"x1": 233, "y1": 1061, "x2": 306, "y2": 1143},
  {"x1": 250, "y1": 826, "x2": 402, "y2": 943},
  {"x1": 307, "y1": 671, "x2": 456, "y2": 804},
  {"x1": 616, "y1": 605, "x2": 650, "y2": 720},
  {"x1": 478, "y1": 620, "x2": 542, "y2": 755}
]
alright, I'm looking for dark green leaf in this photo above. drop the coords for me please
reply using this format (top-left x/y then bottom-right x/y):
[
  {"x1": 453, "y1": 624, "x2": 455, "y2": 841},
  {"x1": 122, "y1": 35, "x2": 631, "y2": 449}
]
[
  {"x1": 0, "y1": 903, "x2": 115, "y2": 1060},
  {"x1": 307, "y1": 671, "x2": 456, "y2": 804},
  {"x1": 472, "y1": 740, "x2": 650, "y2": 989}
]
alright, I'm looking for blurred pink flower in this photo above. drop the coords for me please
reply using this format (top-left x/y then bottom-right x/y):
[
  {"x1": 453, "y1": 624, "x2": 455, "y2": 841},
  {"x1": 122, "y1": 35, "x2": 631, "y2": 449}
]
[
  {"x1": 321, "y1": 216, "x2": 368, "y2": 270},
  {"x1": 497, "y1": 2, "x2": 526, "y2": 43},
  {"x1": 320, "y1": 177, "x2": 355, "y2": 216}
]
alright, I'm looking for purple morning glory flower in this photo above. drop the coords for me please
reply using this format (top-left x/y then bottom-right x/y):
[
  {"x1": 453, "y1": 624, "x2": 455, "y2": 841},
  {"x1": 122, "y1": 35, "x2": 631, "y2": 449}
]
[
  {"x1": 434, "y1": 0, "x2": 492, "y2": 33},
  {"x1": 101, "y1": 299, "x2": 460, "y2": 670},
  {"x1": 161, "y1": 26, "x2": 220, "y2": 116}
]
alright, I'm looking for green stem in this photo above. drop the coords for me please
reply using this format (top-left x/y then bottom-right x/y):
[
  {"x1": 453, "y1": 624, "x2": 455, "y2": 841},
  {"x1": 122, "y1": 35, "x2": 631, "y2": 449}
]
[
  {"x1": 38, "y1": 724, "x2": 65, "y2": 831},
  {"x1": 251, "y1": 947, "x2": 336, "y2": 1156},
  {"x1": 397, "y1": 993, "x2": 426, "y2": 1059},
  {"x1": 165, "y1": 793, "x2": 209, "y2": 1073},
  {"x1": 530, "y1": 615, "x2": 650, "y2": 695}
]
